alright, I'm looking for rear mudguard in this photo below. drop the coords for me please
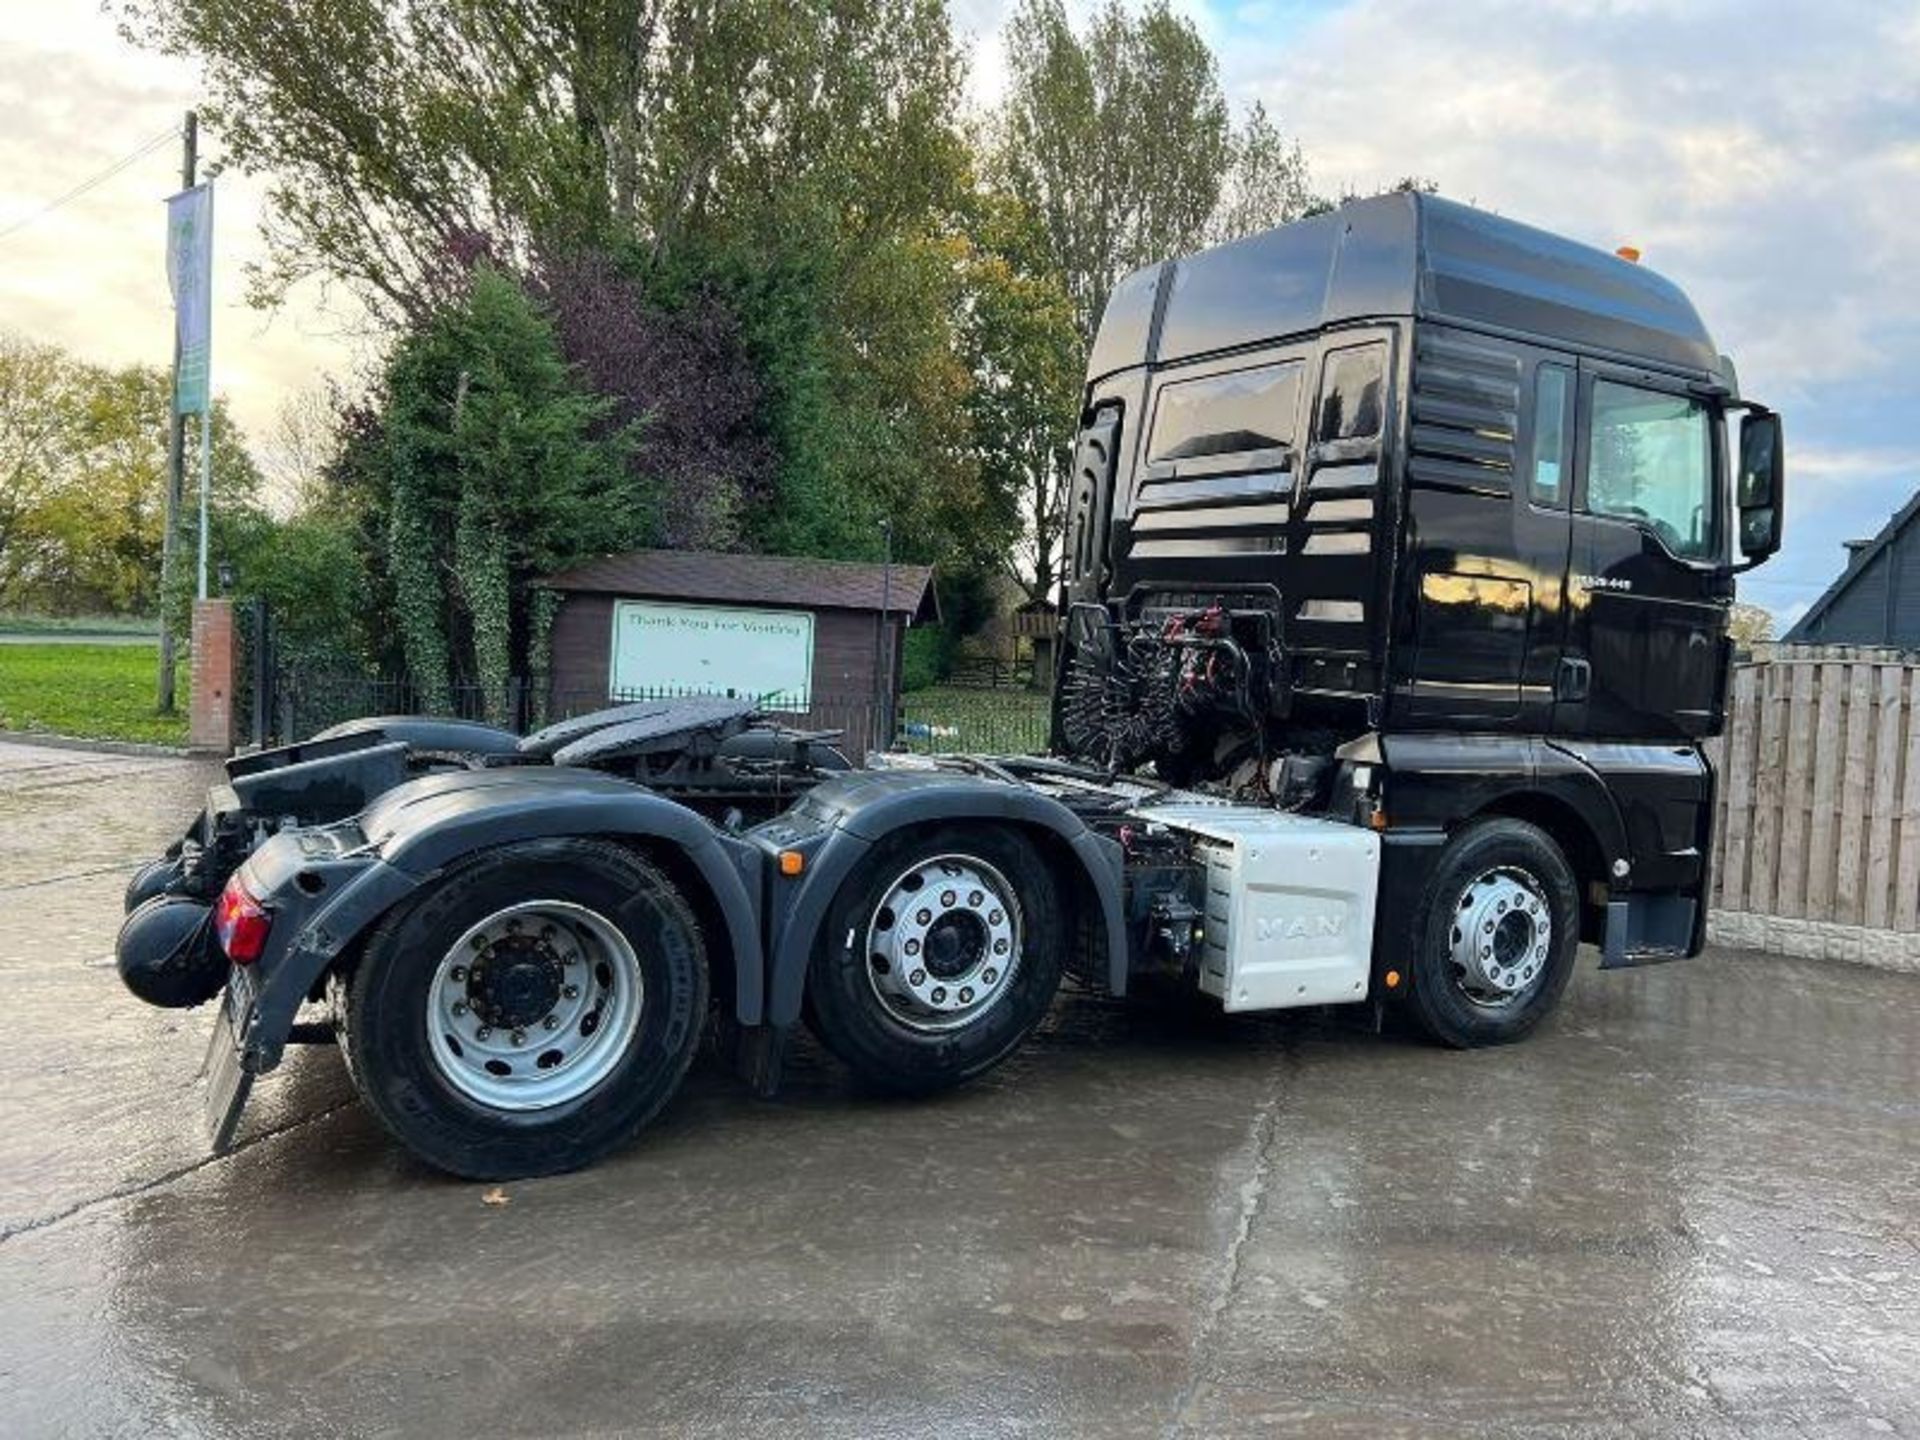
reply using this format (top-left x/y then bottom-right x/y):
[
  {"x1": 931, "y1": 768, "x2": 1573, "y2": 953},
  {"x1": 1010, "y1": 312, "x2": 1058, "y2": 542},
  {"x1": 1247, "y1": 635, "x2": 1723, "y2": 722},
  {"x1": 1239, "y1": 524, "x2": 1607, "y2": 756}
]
[
  {"x1": 750, "y1": 768, "x2": 1129, "y2": 1026},
  {"x1": 234, "y1": 767, "x2": 764, "y2": 1071}
]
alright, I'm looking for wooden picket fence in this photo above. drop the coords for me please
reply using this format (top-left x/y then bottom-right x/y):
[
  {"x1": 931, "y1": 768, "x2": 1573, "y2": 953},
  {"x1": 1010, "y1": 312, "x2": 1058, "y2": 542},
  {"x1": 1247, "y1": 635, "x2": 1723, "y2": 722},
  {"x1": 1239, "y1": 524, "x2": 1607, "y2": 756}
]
[{"x1": 1707, "y1": 644, "x2": 1920, "y2": 934}]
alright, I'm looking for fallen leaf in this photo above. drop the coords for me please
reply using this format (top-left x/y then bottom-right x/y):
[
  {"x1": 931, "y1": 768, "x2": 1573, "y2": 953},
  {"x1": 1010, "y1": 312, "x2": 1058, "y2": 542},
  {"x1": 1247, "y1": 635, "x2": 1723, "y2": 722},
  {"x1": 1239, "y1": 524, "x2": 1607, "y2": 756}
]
[{"x1": 481, "y1": 1187, "x2": 510, "y2": 1207}]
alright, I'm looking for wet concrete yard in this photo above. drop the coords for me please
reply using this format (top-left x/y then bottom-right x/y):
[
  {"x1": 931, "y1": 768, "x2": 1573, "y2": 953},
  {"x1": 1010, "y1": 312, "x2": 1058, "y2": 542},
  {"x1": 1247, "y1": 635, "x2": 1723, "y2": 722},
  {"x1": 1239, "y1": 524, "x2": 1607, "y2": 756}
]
[{"x1": 1, "y1": 737, "x2": 1917, "y2": 1437}]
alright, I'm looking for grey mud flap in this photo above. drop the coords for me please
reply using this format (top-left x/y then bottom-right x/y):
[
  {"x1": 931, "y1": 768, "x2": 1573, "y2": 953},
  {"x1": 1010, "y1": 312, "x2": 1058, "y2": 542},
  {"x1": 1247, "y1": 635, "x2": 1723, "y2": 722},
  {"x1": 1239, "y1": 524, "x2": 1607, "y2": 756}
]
[{"x1": 201, "y1": 967, "x2": 256, "y2": 1153}]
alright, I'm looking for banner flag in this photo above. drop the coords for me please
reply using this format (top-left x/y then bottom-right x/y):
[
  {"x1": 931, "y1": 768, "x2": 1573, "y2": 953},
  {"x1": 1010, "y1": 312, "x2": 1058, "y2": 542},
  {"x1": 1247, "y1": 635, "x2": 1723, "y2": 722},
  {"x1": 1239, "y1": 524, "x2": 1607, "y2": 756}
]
[{"x1": 165, "y1": 183, "x2": 212, "y2": 416}]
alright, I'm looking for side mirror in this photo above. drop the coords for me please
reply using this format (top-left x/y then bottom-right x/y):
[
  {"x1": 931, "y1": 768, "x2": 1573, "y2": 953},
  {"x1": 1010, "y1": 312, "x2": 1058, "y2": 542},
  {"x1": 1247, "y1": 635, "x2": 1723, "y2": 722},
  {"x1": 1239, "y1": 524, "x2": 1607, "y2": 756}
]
[{"x1": 1736, "y1": 411, "x2": 1784, "y2": 564}]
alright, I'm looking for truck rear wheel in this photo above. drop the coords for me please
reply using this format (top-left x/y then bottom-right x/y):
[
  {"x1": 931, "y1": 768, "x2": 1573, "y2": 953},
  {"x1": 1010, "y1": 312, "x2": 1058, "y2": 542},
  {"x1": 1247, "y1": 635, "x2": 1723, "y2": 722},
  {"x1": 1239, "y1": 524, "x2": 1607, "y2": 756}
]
[
  {"x1": 1402, "y1": 818, "x2": 1579, "y2": 1048},
  {"x1": 805, "y1": 825, "x2": 1064, "y2": 1093},
  {"x1": 341, "y1": 839, "x2": 707, "y2": 1179}
]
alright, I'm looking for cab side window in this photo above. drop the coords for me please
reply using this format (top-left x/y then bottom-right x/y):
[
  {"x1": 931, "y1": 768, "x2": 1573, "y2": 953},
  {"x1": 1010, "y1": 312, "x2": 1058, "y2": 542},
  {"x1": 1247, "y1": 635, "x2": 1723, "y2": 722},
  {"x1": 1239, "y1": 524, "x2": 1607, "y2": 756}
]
[
  {"x1": 1147, "y1": 360, "x2": 1301, "y2": 470},
  {"x1": 1316, "y1": 343, "x2": 1386, "y2": 443},
  {"x1": 1529, "y1": 364, "x2": 1571, "y2": 505},
  {"x1": 1585, "y1": 380, "x2": 1715, "y2": 560}
]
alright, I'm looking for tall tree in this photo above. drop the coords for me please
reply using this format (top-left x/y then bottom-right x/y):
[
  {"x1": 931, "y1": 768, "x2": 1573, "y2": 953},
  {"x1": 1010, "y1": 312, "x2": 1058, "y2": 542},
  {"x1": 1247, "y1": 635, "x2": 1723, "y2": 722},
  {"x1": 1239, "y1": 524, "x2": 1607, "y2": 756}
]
[
  {"x1": 961, "y1": 196, "x2": 1082, "y2": 606},
  {"x1": 990, "y1": 0, "x2": 1317, "y2": 346},
  {"x1": 1208, "y1": 101, "x2": 1316, "y2": 246},
  {"x1": 116, "y1": 0, "x2": 967, "y2": 323}
]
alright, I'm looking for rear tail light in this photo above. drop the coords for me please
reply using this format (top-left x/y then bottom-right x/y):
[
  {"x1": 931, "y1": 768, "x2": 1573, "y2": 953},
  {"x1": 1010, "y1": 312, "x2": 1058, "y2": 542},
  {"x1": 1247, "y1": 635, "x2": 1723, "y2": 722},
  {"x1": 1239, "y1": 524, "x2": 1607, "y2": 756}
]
[{"x1": 213, "y1": 873, "x2": 272, "y2": 964}]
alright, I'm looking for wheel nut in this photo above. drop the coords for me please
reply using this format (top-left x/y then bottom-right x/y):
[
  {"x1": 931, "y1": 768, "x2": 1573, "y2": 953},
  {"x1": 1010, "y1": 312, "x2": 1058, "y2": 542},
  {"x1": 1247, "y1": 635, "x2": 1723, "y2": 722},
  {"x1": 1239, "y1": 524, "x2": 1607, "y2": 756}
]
[
  {"x1": 989, "y1": 910, "x2": 1003, "y2": 925},
  {"x1": 909, "y1": 968, "x2": 926, "y2": 986},
  {"x1": 470, "y1": 935, "x2": 486, "y2": 950},
  {"x1": 916, "y1": 909, "x2": 932, "y2": 925},
  {"x1": 968, "y1": 891, "x2": 983, "y2": 906},
  {"x1": 563, "y1": 984, "x2": 580, "y2": 1000},
  {"x1": 544, "y1": 1014, "x2": 560, "y2": 1030},
  {"x1": 993, "y1": 939, "x2": 1008, "y2": 955},
  {"x1": 905, "y1": 938, "x2": 921, "y2": 956},
  {"x1": 982, "y1": 968, "x2": 997, "y2": 984},
  {"x1": 476, "y1": 1026, "x2": 492, "y2": 1040},
  {"x1": 451, "y1": 965, "x2": 467, "y2": 982},
  {"x1": 511, "y1": 1029, "x2": 526, "y2": 1046},
  {"x1": 959, "y1": 987, "x2": 974, "y2": 1003},
  {"x1": 931, "y1": 986, "x2": 947, "y2": 1004},
  {"x1": 941, "y1": 891, "x2": 956, "y2": 907},
  {"x1": 452, "y1": 1001, "x2": 468, "y2": 1017}
]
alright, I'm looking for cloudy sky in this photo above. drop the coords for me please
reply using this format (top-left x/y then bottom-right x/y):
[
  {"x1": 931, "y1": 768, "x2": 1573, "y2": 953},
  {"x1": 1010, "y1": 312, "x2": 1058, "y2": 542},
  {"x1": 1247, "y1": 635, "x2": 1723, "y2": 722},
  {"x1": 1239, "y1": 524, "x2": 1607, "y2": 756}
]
[{"x1": 5, "y1": 1, "x2": 1917, "y2": 623}]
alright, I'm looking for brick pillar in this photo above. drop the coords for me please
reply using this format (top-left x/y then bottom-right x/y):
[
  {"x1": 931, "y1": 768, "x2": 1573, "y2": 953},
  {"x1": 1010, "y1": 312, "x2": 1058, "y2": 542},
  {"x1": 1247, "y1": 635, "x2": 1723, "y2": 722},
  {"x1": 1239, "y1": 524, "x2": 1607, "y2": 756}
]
[{"x1": 189, "y1": 598, "x2": 236, "y2": 753}]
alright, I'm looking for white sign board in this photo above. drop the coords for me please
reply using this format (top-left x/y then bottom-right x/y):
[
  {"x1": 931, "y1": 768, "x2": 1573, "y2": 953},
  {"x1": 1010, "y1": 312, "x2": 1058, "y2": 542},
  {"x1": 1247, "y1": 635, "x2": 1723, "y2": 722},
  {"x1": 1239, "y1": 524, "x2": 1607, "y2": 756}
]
[{"x1": 609, "y1": 600, "x2": 814, "y2": 710}]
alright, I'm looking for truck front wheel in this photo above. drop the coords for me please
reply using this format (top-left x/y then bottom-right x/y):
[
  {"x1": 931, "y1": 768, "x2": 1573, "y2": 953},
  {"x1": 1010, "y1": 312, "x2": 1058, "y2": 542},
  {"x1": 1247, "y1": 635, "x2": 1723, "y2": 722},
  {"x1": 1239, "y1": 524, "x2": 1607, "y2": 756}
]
[
  {"x1": 341, "y1": 839, "x2": 708, "y2": 1179},
  {"x1": 805, "y1": 825, "x2": 1065, "y2": 1093},
  {"x1": 1402, "y1": 818, "x2": 1580, "y2": 1048}
]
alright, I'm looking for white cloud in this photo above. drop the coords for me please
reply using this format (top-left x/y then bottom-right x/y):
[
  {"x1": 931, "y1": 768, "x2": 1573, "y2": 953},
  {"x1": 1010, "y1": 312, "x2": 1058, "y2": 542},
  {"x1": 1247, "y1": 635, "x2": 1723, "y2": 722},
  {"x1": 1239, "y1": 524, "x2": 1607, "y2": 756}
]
[
  {"x1": 1219, "y1": 0, "x2": 1920, "y2": 416},
  {"x1": 0, "y1": 1, "x2": 365, "y2": 441}
]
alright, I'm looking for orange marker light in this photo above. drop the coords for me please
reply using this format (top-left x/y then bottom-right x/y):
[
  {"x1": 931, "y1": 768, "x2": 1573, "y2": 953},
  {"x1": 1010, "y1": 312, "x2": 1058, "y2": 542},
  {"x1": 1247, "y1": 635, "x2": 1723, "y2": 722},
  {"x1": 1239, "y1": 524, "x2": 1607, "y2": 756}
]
[
  {"x1": 1615, "y1": 245, "x2": 1641, "y2": 263},
  {"x1": 1384, "y1": 969, "x2": 1402, "y2": 989},
  {"x1": 778, "y1": 850, "x2": 806, "y2": 877}
]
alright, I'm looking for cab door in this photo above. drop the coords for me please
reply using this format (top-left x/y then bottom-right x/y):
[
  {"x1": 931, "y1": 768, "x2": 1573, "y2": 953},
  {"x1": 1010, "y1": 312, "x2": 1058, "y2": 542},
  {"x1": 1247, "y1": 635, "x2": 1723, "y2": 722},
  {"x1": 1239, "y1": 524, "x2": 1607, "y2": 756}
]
[
  {"x1": 1557, "y1": 360, "x2": 1731, "y2": 740},
  {"x1": 1398, "y1": 329, "x2": 1573, "y2": 731}
]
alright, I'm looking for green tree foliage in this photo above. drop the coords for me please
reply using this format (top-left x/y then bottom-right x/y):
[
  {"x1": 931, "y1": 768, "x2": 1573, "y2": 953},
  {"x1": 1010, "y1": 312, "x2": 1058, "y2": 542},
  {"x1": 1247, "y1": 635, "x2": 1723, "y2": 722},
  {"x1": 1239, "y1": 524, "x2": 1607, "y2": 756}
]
[
  {"x1": 960, "y1": 195, "x2": 1083, "y2": 605},
  {"x1": 121, "y1": 0, "x2": 1005, "y2": 579},
  {"x1": 0, "y1": 332, "x2": 259, "y2": 615},
  {"x1": 366, "y1": 267, "x2": 642, "y2": 715},
  {"x1": 990, "y1": 0, "x2": 1317, "y2": 347},
  {"x1": 117, "y1": 0, "x2": 967, "y2": 322}
]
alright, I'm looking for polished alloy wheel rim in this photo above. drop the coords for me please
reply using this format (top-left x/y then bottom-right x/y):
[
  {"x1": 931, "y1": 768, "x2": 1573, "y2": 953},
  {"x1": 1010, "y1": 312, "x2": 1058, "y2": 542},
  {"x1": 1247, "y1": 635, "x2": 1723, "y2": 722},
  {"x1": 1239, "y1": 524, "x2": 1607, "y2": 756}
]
[
  {"x1": 864, "y1": 854, "x2": 1023, "y2": 1033},
  {"x1": 1448, "y1": 866, "x2": 1551, "y2": 1009},
  {"x1": 426, "y1": 900, "x2": 643, "y2": 1111}
]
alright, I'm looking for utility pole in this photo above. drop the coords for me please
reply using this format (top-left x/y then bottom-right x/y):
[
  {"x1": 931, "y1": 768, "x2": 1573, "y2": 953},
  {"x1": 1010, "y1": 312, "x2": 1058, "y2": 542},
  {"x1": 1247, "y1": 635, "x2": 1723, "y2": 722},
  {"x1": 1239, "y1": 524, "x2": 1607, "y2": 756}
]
[{"x1": 155, "y1": 110, "x2": 195, "y2": 713}]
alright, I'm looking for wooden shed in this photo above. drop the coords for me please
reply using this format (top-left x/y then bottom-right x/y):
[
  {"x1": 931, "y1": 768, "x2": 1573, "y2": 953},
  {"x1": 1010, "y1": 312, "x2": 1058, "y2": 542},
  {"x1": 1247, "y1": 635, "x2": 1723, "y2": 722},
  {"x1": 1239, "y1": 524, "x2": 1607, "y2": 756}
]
[{"x1": 541, "y1": 549, "x2": 936, "y2": 753}]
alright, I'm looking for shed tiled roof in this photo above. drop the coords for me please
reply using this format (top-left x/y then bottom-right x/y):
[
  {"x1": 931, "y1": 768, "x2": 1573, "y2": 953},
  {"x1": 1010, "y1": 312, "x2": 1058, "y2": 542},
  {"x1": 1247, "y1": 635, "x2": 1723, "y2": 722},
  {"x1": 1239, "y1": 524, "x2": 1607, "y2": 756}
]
[{"x1": 542, "y1": 549, "x2": 937, "y2": 622}]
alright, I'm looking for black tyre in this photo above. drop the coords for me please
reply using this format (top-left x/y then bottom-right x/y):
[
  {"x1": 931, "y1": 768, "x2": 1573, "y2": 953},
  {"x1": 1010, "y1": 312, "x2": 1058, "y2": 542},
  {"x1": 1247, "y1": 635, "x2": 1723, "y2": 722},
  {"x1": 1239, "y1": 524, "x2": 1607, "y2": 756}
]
[
  {"x1": 1401, "y1": 818, "x2": 1580, "y2": 1048},
  {"x1": 805, "y1": 825, "x2": 1065, "y2": 1093},
  {"x1": 341, "y1": 839, "x2": 707, "y2": 1179}
]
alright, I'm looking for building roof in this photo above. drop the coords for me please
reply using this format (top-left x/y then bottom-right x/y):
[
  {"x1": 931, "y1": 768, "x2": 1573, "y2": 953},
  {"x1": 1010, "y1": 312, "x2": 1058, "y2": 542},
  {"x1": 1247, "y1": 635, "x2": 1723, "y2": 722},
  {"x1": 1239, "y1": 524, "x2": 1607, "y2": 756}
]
[
  {"x1": 542, "y1": 549, "x2": 938, "y2": 623},
  {"x1": 1784, "y1": 489, "x2": 1920, "y2": 645},
  {"x1": 1088, "y1": 191, "x2": 1723, "y2": 384}
]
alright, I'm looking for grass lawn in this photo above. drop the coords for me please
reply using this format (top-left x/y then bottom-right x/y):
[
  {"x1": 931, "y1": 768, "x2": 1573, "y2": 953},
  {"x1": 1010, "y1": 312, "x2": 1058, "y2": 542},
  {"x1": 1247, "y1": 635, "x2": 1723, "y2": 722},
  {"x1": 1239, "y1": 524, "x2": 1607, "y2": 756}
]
[
  {"x1": 0, "y1": 643, "x2": 189, "y2": 746},
  {"x1": 896, "y1": 683, "x2": 1052, "y2": 755}
]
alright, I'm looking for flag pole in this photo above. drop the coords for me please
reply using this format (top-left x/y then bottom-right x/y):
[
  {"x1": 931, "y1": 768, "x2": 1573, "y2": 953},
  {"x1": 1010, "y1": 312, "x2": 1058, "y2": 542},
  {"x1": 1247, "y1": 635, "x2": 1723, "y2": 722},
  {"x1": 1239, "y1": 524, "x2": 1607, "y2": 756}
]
[
  {"x1": 196, "y1": 178, "x2": 214, "y2": 601},
  {"x1": 156, "y1": 110, "x2": 196, "y2": 710}
]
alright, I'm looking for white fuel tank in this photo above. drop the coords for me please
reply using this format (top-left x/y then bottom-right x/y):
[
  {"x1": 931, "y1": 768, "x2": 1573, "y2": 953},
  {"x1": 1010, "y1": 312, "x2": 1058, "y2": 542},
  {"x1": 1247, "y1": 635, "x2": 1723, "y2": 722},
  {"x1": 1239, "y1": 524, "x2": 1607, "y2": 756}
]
[{"x1": 1133, "y1": 801, "x2": 1381, "y2": 1013}]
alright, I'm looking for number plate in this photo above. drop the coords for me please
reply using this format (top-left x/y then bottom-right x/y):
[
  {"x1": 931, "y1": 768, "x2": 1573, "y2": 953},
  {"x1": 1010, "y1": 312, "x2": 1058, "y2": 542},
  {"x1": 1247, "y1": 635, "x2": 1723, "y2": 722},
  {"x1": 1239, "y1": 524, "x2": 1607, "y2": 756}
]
[{"x1": 201, "y1": 969, "x2": 256, "y2": 1153}]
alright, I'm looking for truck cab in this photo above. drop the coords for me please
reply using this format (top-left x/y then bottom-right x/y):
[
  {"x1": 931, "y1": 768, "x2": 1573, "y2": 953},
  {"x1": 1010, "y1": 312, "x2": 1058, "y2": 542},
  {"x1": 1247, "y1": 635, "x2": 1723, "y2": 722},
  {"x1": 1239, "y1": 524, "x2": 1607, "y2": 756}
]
[{"x1": 1056, "y1": 191, "x2": 1783, "y2": 972}]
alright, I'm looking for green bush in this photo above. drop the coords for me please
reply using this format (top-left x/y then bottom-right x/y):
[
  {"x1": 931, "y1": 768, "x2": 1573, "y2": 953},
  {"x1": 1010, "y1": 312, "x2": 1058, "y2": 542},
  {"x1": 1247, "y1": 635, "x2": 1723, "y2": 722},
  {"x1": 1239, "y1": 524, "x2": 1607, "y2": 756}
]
[{"x1": 900, "y1": 626, "x2": 950, "y2": 693}]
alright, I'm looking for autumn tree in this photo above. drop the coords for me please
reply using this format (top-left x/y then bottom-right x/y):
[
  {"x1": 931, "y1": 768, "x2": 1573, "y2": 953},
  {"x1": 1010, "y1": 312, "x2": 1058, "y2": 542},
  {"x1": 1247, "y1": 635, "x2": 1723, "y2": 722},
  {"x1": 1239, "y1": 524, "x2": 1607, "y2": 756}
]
[
  {"x1": 0, "y1": 333, "x2": 259, "y2": 615},
  {"x1": 115, "y1": 0, "x2": 968, "y2": 322},
  {"x1": 961, "y1": 196, "x2": 1082, "y2": 607}
]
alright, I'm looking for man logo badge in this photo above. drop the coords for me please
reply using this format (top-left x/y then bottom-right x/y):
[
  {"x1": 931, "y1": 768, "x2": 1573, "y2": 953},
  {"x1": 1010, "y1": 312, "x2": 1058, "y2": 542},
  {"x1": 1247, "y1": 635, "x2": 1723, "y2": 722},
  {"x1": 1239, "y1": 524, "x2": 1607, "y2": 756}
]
[{"x1": 1257, "y1": 913, "x2": 1345, "y2": 943}]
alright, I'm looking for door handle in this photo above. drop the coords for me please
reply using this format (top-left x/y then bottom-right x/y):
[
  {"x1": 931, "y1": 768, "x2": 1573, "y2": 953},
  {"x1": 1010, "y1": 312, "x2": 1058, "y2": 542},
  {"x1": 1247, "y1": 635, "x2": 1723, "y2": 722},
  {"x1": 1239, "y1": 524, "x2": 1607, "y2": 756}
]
[{"x1": 1557, "y1": 657, "x2": 1591, "y2": 702}]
